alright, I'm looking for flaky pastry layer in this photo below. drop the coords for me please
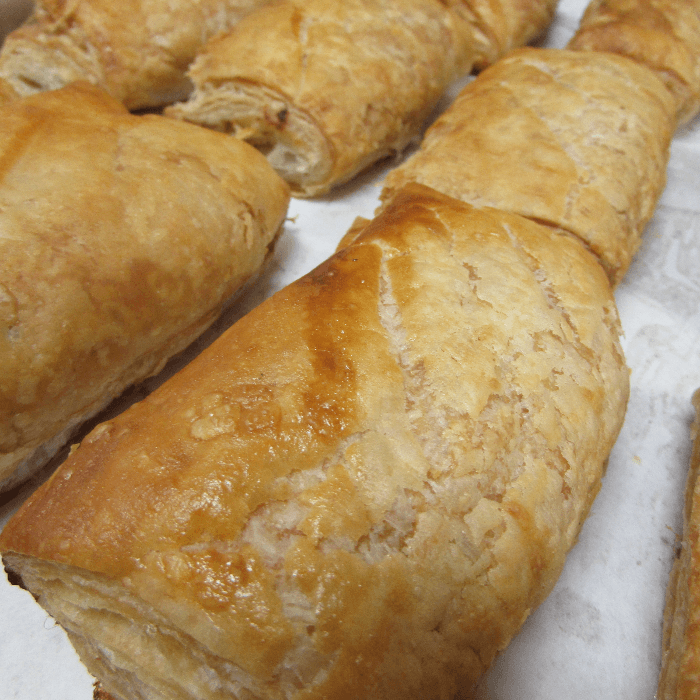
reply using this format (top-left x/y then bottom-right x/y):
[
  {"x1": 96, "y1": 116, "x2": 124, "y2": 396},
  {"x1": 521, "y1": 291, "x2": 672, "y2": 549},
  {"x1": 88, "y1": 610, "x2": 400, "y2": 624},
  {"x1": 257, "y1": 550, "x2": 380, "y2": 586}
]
[
  {"x1": 381, "y1": 47, "x2": 676, "y2": 285},
  {"x1": 568, "y1": 0, "x2": 700, "y2": 126},
  {"x1": 0, "y1": 0, "x2": 273, "y2": 110},
  {"x1": 451, "y1": 0, "x2": 559, "y2": 68},
  {"x1": 2, "y1": 185, "x2": 629, "y2": 699},
  {"x1": 167, "y1": 81, "x2": 334, "y2": 195},
  {"x1": 167, "y1": 0, "x2": 477, "y2": 197}
]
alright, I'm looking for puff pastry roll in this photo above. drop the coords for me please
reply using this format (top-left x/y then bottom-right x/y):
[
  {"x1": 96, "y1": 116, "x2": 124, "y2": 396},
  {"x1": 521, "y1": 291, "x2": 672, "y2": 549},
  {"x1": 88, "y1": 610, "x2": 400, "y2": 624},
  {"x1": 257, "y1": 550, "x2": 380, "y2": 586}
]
[
  {"x1": 658, "y1": 389, "x2": 700, "y2": 700},
  {"x1": 0, "y1": 184, "x2": 629, "y2": 700},
  {"x1": 453, "y1": 0, "x2": 559, "y2": 69},
  {"x1": 167, "y1": 0, "x2": 477, "y2": 197},
  {"x1": 568, "y1": 0, "x2": 700, "y2": 126},
  {"x1": 0, "y1": 0, "x2": 273, "y2": 111},
  {"x1": 0, "y1": 82, "x2": 289, "y2": 493},
  {"x1": 381, "y1": 47, "x2": 676, "y2": 285}
]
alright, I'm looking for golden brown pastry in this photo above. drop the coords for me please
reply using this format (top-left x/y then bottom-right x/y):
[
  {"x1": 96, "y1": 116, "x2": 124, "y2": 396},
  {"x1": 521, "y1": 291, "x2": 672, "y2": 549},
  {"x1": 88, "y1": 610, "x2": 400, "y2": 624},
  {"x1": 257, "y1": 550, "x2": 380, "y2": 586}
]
[
  {"x1": 658, "y1": 389, "x2": 700, "y2": 700},
  {"x1": 380, "y1": 47, "x2": 676, "y2": 285},
  {"x1": 453, "y1": 0, "x2": 559, "y2": 69},
  {"x1": 0, "y1": 0, "x2": 273, "y2": 111},
  {"x1": 167, "y1": 0, "x2": 477, "y2": 197},
  {"x1": 0, "y1": 184, "x2": 629, "y2": 700},
  {"x1": 0, "y1": 82, "x2": 290, "y2": 493},
  {"x1": 0, "y1": 75, "x2": 20, "y2": 103},
  {"x1": 568, "y1": 0, "x2": 700, "y2": 126}
]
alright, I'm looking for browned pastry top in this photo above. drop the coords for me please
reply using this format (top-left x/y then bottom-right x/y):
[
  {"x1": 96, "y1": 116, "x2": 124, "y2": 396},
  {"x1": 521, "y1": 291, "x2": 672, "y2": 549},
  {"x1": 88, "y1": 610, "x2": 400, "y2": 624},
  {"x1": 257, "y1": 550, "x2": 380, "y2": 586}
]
[
  {"x1": 569, "y1": 0, "x2": 700, "y2": 126},
  {"x1": 0, "y1": 0, "x2": 273, "y2": 109},
  {"x1": 2, "y1": 184, "x2": 629, "y2": 699},
  {"x1": 455, "y1": 0, "x2": 559, "y2": 68},
  {"x1": 381, "y1": 47, "x2": 676, "y2": 285},
  {"x1": 0, "y1": 82, "x2": 290, "y2": 488},
  {"x1": 169, "y1": 0, "x2": 477, "y2": 196}
]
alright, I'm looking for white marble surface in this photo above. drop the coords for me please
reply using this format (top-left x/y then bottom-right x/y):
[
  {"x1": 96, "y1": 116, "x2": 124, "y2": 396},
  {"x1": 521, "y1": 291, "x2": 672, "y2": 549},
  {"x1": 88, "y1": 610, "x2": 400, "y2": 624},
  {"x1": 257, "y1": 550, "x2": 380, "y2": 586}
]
[{"x1": 2, "y1": 0, "x2": 700, "y2": 698}]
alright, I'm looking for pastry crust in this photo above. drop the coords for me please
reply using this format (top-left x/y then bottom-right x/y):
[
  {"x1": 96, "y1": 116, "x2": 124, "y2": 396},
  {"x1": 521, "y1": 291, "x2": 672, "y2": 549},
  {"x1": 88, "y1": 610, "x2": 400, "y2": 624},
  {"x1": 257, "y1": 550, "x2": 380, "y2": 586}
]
[
  {"x1": 381, "y1": 47, "x2": 676, "y2": 285},
  {"x1": 658, "y1": 389, "x2": 700, "y2": 700},
  {"x1": 166, "y1": 0, "x2": 560, "y2": 197},
  {"x1": 568, "y1": 0, "x2": 700, "y2": 126},
  {"x1": 0, "y1": 184, "x2": 629, "y2": 700},
  {"x1": 454, "y1": 0, "x2": 559, "y2": 69},
  {"x1": 166, "y1": 0, "x2": 476, "y2": 197},
  {"x1": 0, "y1": 82, "x2": 290, "y2": 492},
  {"x1": 0, "y1": 0, "x2": 273, "y2": 110},
  {"x1": 0, "y1": 76, "x2": 20, "y2": 104}
]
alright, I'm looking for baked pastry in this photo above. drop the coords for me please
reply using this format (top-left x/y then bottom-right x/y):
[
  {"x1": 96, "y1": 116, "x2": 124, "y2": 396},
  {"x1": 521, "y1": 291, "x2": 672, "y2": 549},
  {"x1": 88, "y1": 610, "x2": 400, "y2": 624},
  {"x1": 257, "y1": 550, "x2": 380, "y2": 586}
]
[
  {"x1": 166, "y1": 0, "x2": 560, "y2": 197},
  {"x1": 0, "y1": 183, "x2": 629, "y2": 700},
  {"x1": 380, "y1": 47, "x2": 677, "y2": 285},
  {"x1": 0, "y1": 0, "x2": 274, "y2": 111},
  {"x1": 658, "y1": 389, "x2": 700, "y2": 700},
  {"x1": 0, "y1": 82, "x2": 290, "y2": 493},
  {"x1": 568, "y1": 0, "x2": 700, "y2": 126},
  {"x1": 0, "y1": 76, "x2": 20, "y2": 103},
  {"x1": 166, "y1": 0, "x2": 478, "y2": 197},
  {"x1": 452, "y1": 0, "x2": 559, "y2": 69}
]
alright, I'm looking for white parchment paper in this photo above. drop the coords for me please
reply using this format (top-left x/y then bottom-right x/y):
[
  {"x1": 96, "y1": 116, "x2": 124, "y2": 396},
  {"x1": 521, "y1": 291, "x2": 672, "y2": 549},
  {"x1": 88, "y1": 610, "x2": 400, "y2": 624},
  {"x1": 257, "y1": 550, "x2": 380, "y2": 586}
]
[{"x1": 2, "y1": 1, "x2": 700, "y2": 698}]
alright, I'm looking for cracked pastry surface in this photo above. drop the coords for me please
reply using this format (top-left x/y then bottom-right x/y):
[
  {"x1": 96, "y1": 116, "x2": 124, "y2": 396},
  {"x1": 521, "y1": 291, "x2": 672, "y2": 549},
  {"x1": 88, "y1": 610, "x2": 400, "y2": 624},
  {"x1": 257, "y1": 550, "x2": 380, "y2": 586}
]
[
  {"x1": 1, "y1": 184, "x2": 629, "y2": 699},
  {"x1": 568, "y1": 0, "x2": 700, "y2": 126},
  {"x1": 380, "y1": 47, "x2": 676, "y2": 285},
  {"x1": 0, "y1": 0, "x2": 274, "y2": 110},
  {"x1": 0, "y1": 82, "x2": 290, "y2": 492}
]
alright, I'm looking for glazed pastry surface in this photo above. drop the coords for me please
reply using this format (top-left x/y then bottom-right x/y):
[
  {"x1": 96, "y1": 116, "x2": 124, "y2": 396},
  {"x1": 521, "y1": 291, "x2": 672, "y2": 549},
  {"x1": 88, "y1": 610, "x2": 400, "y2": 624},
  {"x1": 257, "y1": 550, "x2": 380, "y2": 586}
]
[
  {"x1": 0, "y1": 82, "x2": 290, "y2": 492},
  {"x1": 1, "y1": 184, "x2": 629, "y2": 700}
]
